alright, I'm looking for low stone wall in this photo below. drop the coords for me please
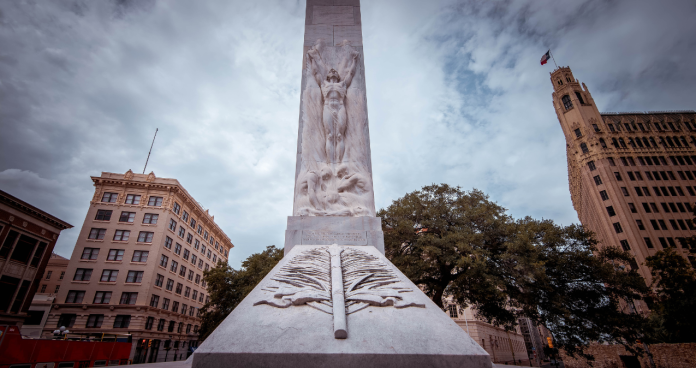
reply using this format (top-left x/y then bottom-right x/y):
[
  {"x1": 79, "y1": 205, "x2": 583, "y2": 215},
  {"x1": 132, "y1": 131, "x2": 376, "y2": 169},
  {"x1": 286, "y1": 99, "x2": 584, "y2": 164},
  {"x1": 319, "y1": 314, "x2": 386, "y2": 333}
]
[{"x1": 560, "y1": 343, "x2": 696, "y2": 368}]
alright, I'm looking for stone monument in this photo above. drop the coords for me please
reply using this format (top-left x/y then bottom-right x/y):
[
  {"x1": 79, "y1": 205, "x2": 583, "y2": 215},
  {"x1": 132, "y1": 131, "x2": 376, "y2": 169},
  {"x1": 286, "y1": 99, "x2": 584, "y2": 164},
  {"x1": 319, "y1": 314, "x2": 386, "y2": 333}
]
[{"x1": 191, "y1": 1, "x2": 492, "y2": 367}]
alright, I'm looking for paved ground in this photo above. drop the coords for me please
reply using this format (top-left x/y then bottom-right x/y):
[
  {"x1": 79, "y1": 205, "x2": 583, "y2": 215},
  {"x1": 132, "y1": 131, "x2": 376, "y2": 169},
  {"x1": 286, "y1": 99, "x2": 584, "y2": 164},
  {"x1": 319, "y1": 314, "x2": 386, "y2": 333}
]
[{"x1": 129, "y1": 360, "x2": 540, "y2": 367}]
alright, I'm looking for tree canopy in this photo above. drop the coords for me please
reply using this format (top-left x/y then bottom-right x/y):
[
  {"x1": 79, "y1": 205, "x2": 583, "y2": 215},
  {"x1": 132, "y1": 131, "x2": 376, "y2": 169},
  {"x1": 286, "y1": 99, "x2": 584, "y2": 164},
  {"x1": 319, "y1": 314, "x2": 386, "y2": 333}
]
[
  {"x1": 378, "y1": 184, "x2": 650, "y2": 355},
  {"x1": 644, "y1": 247, "x2": 696, "y2": 343},
  {"x1": 198, "y1": 245, "x2": 283, "y2": 341}
]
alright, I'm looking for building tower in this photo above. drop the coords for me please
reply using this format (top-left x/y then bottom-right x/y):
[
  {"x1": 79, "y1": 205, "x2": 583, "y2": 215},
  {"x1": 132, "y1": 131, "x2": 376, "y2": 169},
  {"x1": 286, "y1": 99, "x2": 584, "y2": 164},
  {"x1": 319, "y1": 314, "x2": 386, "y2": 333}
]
[
  {"x1": 44, "y1": 170, "x2": 234, "y2": 363},
  {"x1": 551, "y1": 66, "x2": 696, "y2": 310}
]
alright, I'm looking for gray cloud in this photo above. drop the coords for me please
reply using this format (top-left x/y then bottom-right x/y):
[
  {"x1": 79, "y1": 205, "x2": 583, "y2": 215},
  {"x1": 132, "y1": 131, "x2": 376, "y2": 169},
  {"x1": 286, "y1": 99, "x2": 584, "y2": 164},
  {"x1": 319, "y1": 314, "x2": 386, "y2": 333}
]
[{"x1": 1, "y1": 0, "x2": 695, "y2": 267}]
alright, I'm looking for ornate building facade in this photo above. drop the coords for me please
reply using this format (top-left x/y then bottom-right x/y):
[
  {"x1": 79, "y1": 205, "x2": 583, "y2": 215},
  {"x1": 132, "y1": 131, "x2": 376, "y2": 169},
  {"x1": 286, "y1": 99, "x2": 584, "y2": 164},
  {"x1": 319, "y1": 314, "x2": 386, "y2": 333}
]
[
  {"x1": 0, "y1": 190, "x2": 73, "y2": 327},
  {"x1": 552, "y1": 67, "x2": 696, "y2": 309},
  {"x1": 42, "y1": 171, "x2": 234, "y2": 363}
]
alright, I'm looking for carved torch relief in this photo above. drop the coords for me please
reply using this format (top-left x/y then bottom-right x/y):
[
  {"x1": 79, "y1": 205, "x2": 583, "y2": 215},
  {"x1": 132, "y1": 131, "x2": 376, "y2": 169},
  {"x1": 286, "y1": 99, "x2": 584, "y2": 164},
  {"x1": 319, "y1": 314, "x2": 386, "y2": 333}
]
[
  {"x1": 254, "y1": 245, "x2": 425, "y2": 339},
  {"x1": 294, "y1": 39, "x2": 376, "y2": 218}
]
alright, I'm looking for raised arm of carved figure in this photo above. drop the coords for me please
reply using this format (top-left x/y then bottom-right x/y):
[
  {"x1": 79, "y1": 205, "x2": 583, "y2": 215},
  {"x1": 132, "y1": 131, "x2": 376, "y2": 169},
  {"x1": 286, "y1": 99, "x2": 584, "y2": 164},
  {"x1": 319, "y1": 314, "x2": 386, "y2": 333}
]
[
  {"x1": 307, "y1": 47, "x2": 327, "y2": 87},
  {"x1": 342, "y1": 50, "x2": 359, "y2": 88}
]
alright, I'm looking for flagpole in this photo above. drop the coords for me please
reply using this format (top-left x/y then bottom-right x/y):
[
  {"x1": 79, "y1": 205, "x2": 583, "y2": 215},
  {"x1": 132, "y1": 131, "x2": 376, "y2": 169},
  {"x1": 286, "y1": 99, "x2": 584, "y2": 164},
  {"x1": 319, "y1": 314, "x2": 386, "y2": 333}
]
[{"x1": 550, "y1": 50, "x2": 558, "y2": 68}]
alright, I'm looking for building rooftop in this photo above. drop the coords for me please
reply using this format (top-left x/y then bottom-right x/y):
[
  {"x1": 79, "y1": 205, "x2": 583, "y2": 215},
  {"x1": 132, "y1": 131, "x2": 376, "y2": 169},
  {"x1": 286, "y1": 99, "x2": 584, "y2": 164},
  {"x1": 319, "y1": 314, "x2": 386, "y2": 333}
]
[{"x1": 0, "y1": 189, "x2": 73, "y2": 230}]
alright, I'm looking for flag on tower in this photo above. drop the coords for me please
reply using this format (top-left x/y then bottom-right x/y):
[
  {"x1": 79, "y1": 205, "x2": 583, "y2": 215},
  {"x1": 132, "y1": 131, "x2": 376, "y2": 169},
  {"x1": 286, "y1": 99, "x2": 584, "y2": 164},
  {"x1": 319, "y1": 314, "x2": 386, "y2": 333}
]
[{"x1": 540, "y1": 50, "x2": 551, "y2": 65}]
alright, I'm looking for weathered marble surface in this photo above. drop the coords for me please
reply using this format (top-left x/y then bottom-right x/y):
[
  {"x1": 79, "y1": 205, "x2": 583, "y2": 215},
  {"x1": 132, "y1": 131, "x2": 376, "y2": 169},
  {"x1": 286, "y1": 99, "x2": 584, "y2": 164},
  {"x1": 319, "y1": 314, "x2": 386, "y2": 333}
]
[{"x1": 192, "y1": 245, "x2": 492, "y2": 368}]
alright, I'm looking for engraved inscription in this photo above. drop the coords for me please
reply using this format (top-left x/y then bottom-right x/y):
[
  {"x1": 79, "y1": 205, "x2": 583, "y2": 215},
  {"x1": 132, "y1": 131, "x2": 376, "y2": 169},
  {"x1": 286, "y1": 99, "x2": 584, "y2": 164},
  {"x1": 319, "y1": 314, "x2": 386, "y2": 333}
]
[{"x1": 301, "y1": 230, "x2": 367, "y2": 245}]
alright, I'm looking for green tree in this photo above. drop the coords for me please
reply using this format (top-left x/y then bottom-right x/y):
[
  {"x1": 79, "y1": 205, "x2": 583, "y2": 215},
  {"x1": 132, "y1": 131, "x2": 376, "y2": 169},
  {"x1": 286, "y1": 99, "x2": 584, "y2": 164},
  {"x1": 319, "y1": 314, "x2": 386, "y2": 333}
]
[
  {"x1": 378, "y1": 184, "x2": 649, "y2": 355},
  {"x1": 198, "y1": 245, "x2": 283, "y2": 340},
  {"x1": 644, "y1": 247, "x2": 696, "y2": 343}
]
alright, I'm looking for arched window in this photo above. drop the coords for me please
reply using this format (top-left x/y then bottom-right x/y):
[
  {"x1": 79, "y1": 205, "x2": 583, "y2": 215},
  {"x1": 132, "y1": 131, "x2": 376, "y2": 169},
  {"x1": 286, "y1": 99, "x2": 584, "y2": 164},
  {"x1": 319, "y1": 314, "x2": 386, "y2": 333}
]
[
  {"x1": 612, "y1": 138, "x2": 619, "y2": 148},
  {"x1": 600, "y1": 138, "x2": 607, "y2": 148},
  {"x1": 649, "y1": 137, "x2": 658, "y2": 147},
  {"x1": 642, "y1": 137, "x2": 650, "y2": 147},
  {"x1": 562, "y1": 95, "x2": 573, "y2": 110},
  {"x1": 575, "y1": 91, "x2": 585, "y2": 104},
  {"x1": 628, "y1": 138, "x2": 636, "y2": 148},
  {"x1": 580, "y1": 143, "x2": 589, "y2": 153},
  {"x1": 619, "y1": 138, "x2": 627, "y2": 148},
  {"x1": 557, "y1": 79, "x2": 563, "y2": 86},
  {"x1": 680, "y1": 137, "x2": 689, "y2": 147},
  {"x1": 674, "y1": 136, "x2": 682, "y2": 147}
]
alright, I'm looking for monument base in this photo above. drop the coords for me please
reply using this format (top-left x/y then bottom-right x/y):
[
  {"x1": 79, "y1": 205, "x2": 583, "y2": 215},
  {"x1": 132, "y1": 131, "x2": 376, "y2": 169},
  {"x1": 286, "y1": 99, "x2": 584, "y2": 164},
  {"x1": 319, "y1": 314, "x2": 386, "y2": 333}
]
[
  {"x1": 284, "y1": 216, "x2": 385, "y2": 254},
  {"x1": 191, "y1": 245, "x2": 491, "y2": 368}
]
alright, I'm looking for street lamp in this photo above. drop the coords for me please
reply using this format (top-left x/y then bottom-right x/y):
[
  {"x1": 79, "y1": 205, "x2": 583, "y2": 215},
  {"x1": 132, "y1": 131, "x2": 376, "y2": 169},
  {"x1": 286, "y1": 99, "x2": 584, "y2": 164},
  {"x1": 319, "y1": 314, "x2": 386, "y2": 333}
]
[
  {"x1": 164, "y1": 335, "x2": 173, "y2": 362},
  {"x1": 52, "y1": 326, "x2": 70, "y2": 339}
]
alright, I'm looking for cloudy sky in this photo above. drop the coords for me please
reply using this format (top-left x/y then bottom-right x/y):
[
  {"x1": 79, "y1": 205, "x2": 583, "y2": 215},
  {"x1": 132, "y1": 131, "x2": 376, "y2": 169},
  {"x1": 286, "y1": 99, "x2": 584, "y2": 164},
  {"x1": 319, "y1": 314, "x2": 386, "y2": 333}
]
[{"x1": 1, "y1": 0, "x2": 695, "y2": 268}]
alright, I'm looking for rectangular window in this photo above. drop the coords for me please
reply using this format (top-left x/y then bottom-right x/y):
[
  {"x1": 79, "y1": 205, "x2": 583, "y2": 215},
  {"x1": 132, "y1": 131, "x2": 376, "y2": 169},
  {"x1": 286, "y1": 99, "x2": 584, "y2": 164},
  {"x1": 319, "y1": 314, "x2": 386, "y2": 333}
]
[
  {"x1": 621, "y1": 187, "x2": 629, "y2": 196},
  {"x1": 677, "y1": 202, "x2": 686, "y2": 212},
  {"x1": 100, "y1": 269, "x2": 118, "y2": 282},
  {"x1": 634, "y1": 187, "x2": 643, "y2": 196},
  {"x1": 660, "y1": 187, "x2": 669, "y2": 196},
  {"x1": 628, "y1": 157, "x2": 636, "y2": 166},
  {"x1": 137, "y1": 231, "x2": 154, "y2": 243},
  {"x1": 195, "y1": 274, "x2": 201, "y2": 284},
  {"x1": 642, "y1": 187, "x2": 651, "y2": 196},
  {"x1": 661, "y1": 203, "x2": 670, "y2": 213},
  {"x1": 88, "y1": 228, "x2": 106, "y2": 240},
  {"x1": 126, "y1": 271, "x2": 144, "y2": 283},
  {"x1": 600, "y1": 190, "x2": 609, "y2": 201},
  {"x1": 148, "y1": 196, "x2": 163, "y2": 206},
  {"x1": 176, "y1": 283, "x2": 183, "y2": 295},
  {"x1": 132, "y1": 250, "x2": 149, "y2": 262},
  {"x1": 644, "y1": 238, "x2": 654, "y2": 249},
  {"x1": 689, "y1": 187, "x2": 696, "y2": 196},
  {"x1": 667, "y1": 171, "x2": 676, "y2": 180},
  {"x1": 164, "y1": 236, "x2": 173, "y2": 249},
  {"x1": 668, "y1": 203, "x2": 678, "y2": 212},
  {"x1": 676, "y1": 187, "x2": 685, "y2": 196},
  {"x1": 150, "y1": 294, "x2": 160, "y2": 308},
  {"x1": 86, "y1": 314, "x2": 104, "y2": 328},
  {"x1": 93, "y1": 291, "x2": 112, "y2": 304},
  {"x1": 194, "y1": 239, "x2": 200, "y2": 250},
  {"x1": 198, "y1": 259, "x2": 203, "y2": 269},
  {"x1": 636, "y1": 219, "x2": 645, "y2": 230},
  {"x1": 182, "y1": 211, "x2": 189, "y2": 222},
  {"x1": 178, "y1": 226, "x2": 186, "y2": 238},
  {"x1": 201, "y1": 245, "x2": 206, "y2": 254},
  {"x1": 574, "y1": 128, "x2": 582, "y2": 138},
  {"x1": 613, "y1": 222, "x2": 623, "y2": 234},
  {"x1": 207, "y1": 250, "x2": 212, "y2": 259},
  {"x1": 191, "y1": 254, "x2": 197, "y2": 264},
  {"x1": 65, "y1": 290, "x2": 85, "y2": 303},
  {"x1": 620, "y1": 157, "x2": 628, "y2": 166},
  {"x1": 160, "y1": 255, "x2": 169, "y2": 268},
  {"x1": 107, "y1": 249, "x2": 124, "y2": 261},
  {"x1": 209, "y1": 236, "x2": 215, "y2": 245},
  {"x1": 614, "y1": 172, "x2": 623, "y2": 181},
  {"x1": 155, "y1": 274, "x2": 164, "y2": 287},
  {"x1": 125, "y1": 194, "x2": 141, "y2": 205},
  {"x1": 175, "y1": 243, "x2": 182, "y2": 255},
  {"x1": 204, "y1": 231, "x2": 209, "y2": 240},
  {"x1": 678, "y1": 171, "x2": 686, "y2": 180},
  {"x1": 182, "y1": 304, "x2": 188, "y2": 315},
  {"x1": 687, "y1": 171, "x2": 695, "y2": 180},
  {"x1": 183, "y1": 249, "x2": 190, "y2": 260},
  {"x1": 205, "y1": 263, "x2": 210, "y2": 271},
  {"x1": 658, "y1": 237, "x2": 668, "y2": 248},
  {"x1": 172, "y1": 301, "x2": 179, "y2": 313},
  {"x1": 635, "y1": 171, "x2": 643, "y2": 180},
  {"x1": 73, "y1": 268, "x2": 92, "y2": 281},
  {"x1": 668, "y1": 187, "x2": 677, "y2": 196},
  {"x1": 171, "y1": 260, "x2": 179, "y2": 273},
  {"x1": 102, "y1": 192, "x2": 118, "y2": 203},
  {"x1": 627, "y1": 172, "x2": 635, "y2": 181},
  {"x1": 168, "y1": 320, "x2": 175, "y2": 332},
  {"x1": 113, "y1": 315, "x2": 131, "y2": 328},
  {"x1": 113, "y1": 230, "x2": 130, "y2": 241},
  {"x1": 158, "y1": 318, "x2": 166, "y2": 331},
  {"x1": 620, "y1": 240, "x2": 630, "y2": 251},
  {"x1": 667, "y1": 237, "x2": 677, "y2": 248},
  {"x1": 145, "y1": 317, "x2": 155, "y2": 330},
  {"x1": 653, "y1": 187, "x2": 662, "y2": 196},
  {"x1": 658, "y1": 220, "x2": 668, "y2": 230},
  {"x1": 179, "y1": 265, "x2": 187, "y2": 277},
  {"x1": 653, "y1": 171, "x2": 660, "y2": 180},
  {"x1": 628, "y1": 203, "x2": 637, "y2": 213},
  {"x1": 594, "y1": 175, "x2": 602, "y2": 185},
  {"x1": 188, "y1": 270, "x2": 194, "y2": 281},
  {"x1": 650, "y1": 220, "x2": 660, "y2": 230},
  {"x1": 645, "y1": 171, "x2": 654, "y2": 180},
  {"x1": 169, "y1": 219, "x2": 177, "y2": 231},
  {"x1": 186, "y1": 233, "x2": 193, "y2": 244},
  {"x1": 650, "y1": 203, "x2": 659, "y2": 212},
  {"x1": 143, "y1": 213, "x2": 159, "y2": 224},
  {"x1": 197, "y1": 225, "x2": 203, "y2": 234},
  {"x1": 669, "y1": 219, "x2": 679, "y2": 230},
  {"x1": 166, "y1": 279, "x2": 174, "y2": 291},
  {"x1": 190, "y1": 218, "x2": 196, "y2": 228},
  {"x1": 186, "y1": 324, "x2": 192, "y2": 334},
  {"x1": 95, "y1": 210, "x2": 112, "y2": 221},
  {"x1": 162, "y1": 298, "x2": 170, "y2": 310},
  {"x1": 192, "y1": 290, "x2": 198, "y2": 300},
  {"x1": 81, "y1": 248, "x2": 99, "y2": 260},
  {"x1": 119, "y1": 292, "x2": 137, "y2": 305}
]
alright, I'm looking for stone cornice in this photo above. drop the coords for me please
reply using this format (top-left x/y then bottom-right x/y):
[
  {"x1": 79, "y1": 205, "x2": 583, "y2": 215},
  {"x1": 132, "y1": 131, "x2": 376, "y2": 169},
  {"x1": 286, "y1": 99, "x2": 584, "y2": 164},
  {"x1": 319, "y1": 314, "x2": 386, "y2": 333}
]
[{"x1": 0, "y1": 189, "x2": 73, "y2": 230}]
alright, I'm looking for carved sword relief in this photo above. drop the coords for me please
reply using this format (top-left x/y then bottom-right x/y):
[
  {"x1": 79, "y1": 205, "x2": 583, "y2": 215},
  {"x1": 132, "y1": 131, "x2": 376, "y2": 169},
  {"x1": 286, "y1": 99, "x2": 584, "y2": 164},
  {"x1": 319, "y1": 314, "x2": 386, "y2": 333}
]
[{"x1": 254, "y1": 245, "x2": 425, "y2": 339}]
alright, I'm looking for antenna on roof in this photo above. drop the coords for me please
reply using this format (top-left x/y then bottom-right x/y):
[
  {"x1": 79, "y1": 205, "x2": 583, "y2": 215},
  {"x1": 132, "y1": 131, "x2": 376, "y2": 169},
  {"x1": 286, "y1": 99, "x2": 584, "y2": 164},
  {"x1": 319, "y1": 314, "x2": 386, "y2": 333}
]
[{"x1": 143, "y1": 128, "x2": 158, "y2": 174}]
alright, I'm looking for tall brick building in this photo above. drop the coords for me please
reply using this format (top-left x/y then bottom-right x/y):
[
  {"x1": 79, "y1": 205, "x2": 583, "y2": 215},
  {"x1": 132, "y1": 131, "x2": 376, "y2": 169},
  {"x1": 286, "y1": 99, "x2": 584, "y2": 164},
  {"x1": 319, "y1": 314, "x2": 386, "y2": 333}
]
[
  {"x1": 43, "y1": 170, "x2": 234, "y2": 363},
  {"x1": 552, "y1": 66, "x2": 696, "y2": 309}
]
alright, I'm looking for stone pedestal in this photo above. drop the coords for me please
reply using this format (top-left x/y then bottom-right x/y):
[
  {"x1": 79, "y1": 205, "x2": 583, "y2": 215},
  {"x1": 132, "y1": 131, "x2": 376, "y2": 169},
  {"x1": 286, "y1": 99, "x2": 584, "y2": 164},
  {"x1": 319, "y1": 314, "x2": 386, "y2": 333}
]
[
  {"x1": 191, "y1": 245, "x2": 492, "y2": 368},
  {"x1": 284, "y1": 216, "x2": 384, "y2": 254}
]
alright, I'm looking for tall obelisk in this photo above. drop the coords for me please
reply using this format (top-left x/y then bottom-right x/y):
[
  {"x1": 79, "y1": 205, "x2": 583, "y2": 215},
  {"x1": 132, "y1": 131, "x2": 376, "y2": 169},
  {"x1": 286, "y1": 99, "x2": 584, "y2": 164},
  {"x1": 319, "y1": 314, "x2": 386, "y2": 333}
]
[
  {"x1": 285, "y1": 0, "x2": 384, "y2": 255},
  {"x1": 191, "y1": 2, "x2": 492, "y2": 367}
]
